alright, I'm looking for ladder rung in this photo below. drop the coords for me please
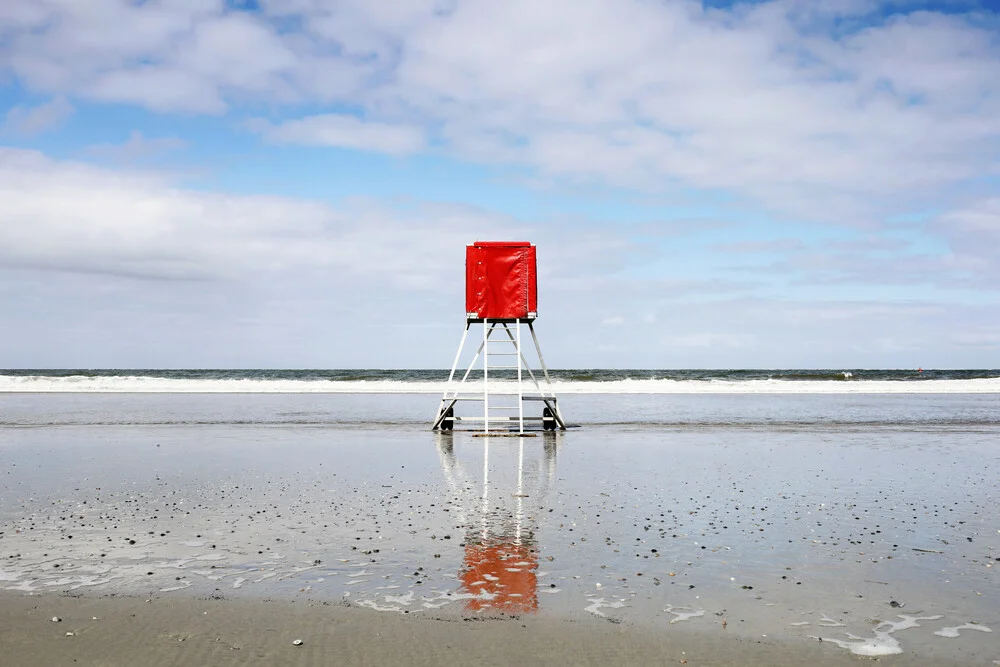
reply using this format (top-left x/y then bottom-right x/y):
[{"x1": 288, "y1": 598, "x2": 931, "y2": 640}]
[
  {"x1": 445, "y1": 398, "x2": 545, "y2": 403},
  {"x1": 445, "y1": 394, "x2": 526, "y2": 400},
  {"x1": 454, "y1": 417, "x2": 544, "y2": 421},
  {"x1": 487, "y1": 365, "x2": 520, "y2": 369}
]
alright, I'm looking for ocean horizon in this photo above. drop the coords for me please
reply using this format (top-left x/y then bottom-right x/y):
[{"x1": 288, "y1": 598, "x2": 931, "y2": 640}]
[{"x1": 2, "y1": 368, "x2": 999, "y2": 394}]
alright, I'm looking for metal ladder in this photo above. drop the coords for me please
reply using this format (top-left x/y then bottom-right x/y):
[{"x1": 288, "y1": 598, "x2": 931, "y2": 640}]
[{"x1": 483, "y1": 319, "x2": 525, "y2": 432}]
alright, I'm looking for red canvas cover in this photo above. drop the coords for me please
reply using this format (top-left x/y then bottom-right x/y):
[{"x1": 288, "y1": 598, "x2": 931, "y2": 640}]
[{"x1": 465, "y1": 242, "x2": 537, "y2": 319}]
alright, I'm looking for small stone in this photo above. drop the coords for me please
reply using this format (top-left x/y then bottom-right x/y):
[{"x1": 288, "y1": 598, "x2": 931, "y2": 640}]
[
  {"x1": 292, "y1": 639, "x2": 304, "y2": 646},
  {"x1": 65, "y1": 632, "x2": 74, "y2": 637},
  {"x1": 51, "y1": 617, "x2": 61, "y2": 623}
]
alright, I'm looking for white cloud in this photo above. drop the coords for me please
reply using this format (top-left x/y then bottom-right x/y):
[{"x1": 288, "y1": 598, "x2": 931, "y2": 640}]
[
  {"x1": 2, "y1": 1, "x2": 998, "y2": 223},
  {"x1": 377, "y1": 1, "x2": 1000, "y2": 218},
  {"x1": 619, "y1": 297, "x2": 991, "y2": 368},
  {"x1": 661, "y1": 332, "x2": 756, "y2": 349},
  {"x1": 0, "y1": 147, "x2": 525, "y2": 287},
  {"x1": 4, "y1": 0, "x2": 296, "y2": 113},
  {"x1": 0, "y1": 146, "x2": 670, "y2": 327},
  {"x1": 89, "y1": 67, "x2": 229, "y2": 114},
  {"x1": 934, "y1": 197, "x2": 1000, "y2": 240},
  {"x1": 0, "y1": 148, "x2": 323, "y2": 280},
  {"x1": 0, "y1": 145, "x2": 997, "y2": 368},
  {"x1": 1, "y1": 96, "x2": 73, "y2": 136},
  {"x1": 950, "y1": 326, "x2": 1000, "y2": 350},
  {"x1": 0, "y1": 147, "x2": 663, "y2": 293},
  {"x1": 2, "y1": 1, "x2": 213, "y2": 90},
  {"x1": 86, "y1": 131, "x2": 188, "y2": 162},
  {"x1": 930, "y1": 196, "x2": 1000, "y2": 286},
  {"x1": 250, "y1": 114, "x2": 426, "y2": 154}
]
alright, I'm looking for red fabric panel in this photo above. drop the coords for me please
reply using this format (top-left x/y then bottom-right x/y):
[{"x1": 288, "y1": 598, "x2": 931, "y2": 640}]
[
  {"x1": 465, "y1": 245, "x2": 483, "y2": 315},
  {"x1": 525, "y1": 245, "x2": 537, "y2": 314},
  {"x1": 465, "y1": 242, "x2": 537, "y2": 319}
]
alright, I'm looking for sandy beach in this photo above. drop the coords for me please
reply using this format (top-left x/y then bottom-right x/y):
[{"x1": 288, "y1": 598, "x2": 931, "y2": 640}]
[
  {"x1": 2, "y1": 393, "x2": 998, "y2": 665},
  {"x1": 2, "y1": 591, "x2": 971, "y2": 667}
]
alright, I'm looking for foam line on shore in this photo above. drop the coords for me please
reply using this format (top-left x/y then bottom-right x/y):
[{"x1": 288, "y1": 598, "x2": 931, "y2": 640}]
[{"x1": 3, "y1": 376, "x2": 1000, "y2": 394}]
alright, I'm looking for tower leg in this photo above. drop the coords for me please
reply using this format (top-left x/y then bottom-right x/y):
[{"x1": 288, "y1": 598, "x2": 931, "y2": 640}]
[
  {"x1": 542, "y1": 407, "x2": 556, "y2": 430},
  {"x1": 483, "y1": 319, "x2": 489, "y2": 433},
  {"x1": 433, "y1": 323, "x2": 470, "y2": 430},
  {"x1": 516, "y1": 320, "x2": 524, "y2": 433},
  {"x1": 528, "y1": 322, "x2": 566, "y2": 430}
]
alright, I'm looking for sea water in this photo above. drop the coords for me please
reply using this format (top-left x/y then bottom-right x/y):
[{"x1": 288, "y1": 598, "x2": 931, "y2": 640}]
[{"x1": 1, "y1": 367, "x2": 999, "y2": 395}]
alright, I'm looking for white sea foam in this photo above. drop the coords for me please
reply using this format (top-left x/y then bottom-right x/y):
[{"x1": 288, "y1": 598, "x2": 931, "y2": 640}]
[
  {"x1": 934, "y1": 623, "x2": 992, "y2": 638},
  {"x1": 664, "y1": 605, "x2": 706, "y2": 624},
  {"x1": 584, "y1": 596, "x2": 628, "y2": 617},
  {"x1": 160, "y1": 581, "x2": 192, "y2": 592},
  {"x1": 811, "y1": 614, "x2": 944, "y2": 657},
  {"x1": 385, "y1": 592, "x2": 415, "y2": 606},
  {"x1": 3, "y1": 375, "x2": 999, "y2": 394},
  {"x1": 815, "y1": 629, "x2": 903, "y2": 656}
]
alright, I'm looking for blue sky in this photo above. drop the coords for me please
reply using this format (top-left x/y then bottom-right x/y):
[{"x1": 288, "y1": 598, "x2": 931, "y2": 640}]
[{"x1": 1, "y1": 0, "x2": 999, "y2": 369}]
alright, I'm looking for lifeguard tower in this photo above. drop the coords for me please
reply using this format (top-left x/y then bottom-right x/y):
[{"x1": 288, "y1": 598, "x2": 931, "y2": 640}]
[{"x1": 432, "y1": 242, "x2": 566, "y2": 433}]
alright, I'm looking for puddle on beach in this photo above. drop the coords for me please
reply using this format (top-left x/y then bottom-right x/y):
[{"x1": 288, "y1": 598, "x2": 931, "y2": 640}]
[{"x1": 1, "y1": 402, "x2": 999, "y2": 663}]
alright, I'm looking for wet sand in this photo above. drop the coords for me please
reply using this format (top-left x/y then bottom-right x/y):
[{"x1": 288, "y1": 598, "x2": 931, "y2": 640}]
[
  {"x1": 2, "y1": 590, "x2": 978, "y2": 667},
  {"x1": 1, "y1": 393, "x2": 998, "y2": 665}
]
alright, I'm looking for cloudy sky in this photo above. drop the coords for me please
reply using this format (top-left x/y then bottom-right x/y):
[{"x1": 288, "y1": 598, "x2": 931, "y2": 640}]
[{"x1": 1, "y1": 0, "x2": 999, "y2": 369}]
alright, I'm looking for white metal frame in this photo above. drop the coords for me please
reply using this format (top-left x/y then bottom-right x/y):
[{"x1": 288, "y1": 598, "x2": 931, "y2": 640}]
[{"x1": 432, "y1": 319, "x2": 566, "y2": 432}]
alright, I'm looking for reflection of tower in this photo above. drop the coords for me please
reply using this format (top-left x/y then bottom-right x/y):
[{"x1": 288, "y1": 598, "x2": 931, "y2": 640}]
[
  {"x1": 436, "y1": 433, "x2": 559, "y2": 613},
  {"x1": 433, "y1": 242, "x2": 566, "y2": 433}
]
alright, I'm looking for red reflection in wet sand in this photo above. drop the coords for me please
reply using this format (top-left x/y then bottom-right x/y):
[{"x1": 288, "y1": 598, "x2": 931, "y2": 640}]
[{"x1": 460, "y1": 539, "x2": 538, "y2": 613}]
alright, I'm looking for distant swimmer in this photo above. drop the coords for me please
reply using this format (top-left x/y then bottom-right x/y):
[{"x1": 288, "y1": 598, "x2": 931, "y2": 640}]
[{"x1": 918, "y1": 367, "x2": 923, "y2": 374}]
